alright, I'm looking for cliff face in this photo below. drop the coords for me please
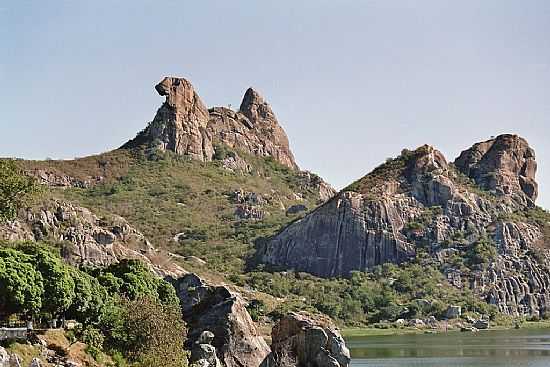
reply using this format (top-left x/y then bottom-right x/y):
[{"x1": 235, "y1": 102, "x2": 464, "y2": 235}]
[
  {"x1": 0, "y1": 200, "x2": 185, "y2": 278},
  {"x1": 455, "y1": 134, "x2": 538, "y2": 207},
  {"x1": 123, "y1": 77, "x2": 298, "y2": 170},
  {"x1": 262, "y1": 136, "x2": 550, "y2": 317}
]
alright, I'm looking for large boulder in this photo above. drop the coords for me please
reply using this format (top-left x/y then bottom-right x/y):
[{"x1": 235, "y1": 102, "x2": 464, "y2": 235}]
[
  {"x1": 454, "y1": 134, "x2": 538, "y2": 207},
  {"x1": 171, "y1": 274, "x2": 270, "y2": 367},
  {"x1": 264, "y1": 312, "x2": 350, "y2": 367},
  {"x1": 191, "y1": 331, "x2": 222, "y2": 367}
]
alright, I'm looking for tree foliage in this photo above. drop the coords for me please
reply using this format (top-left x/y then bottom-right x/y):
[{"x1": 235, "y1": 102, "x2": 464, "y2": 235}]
[
  {"x1": 102, "y1": 296, "x2": 188, "y2": 367},
  {"x1": 0, "y1": 160, "x2": 41, "y2": 222},
  {"x1": 0, "y1": 248, "x2": 43, "y2": 316}
]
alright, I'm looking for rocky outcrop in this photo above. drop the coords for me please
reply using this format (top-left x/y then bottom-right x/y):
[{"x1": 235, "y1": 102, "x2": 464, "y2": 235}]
[
  {"x1": 0, "y1": 200, "x2": 185, "y2": 278},
  {"x1": 123, "y1": 77, "x2": 298, "y2": 170},
  {"x1": 263, "y1": 312, "x2": 350, "y2": 367},
  {"x1": 208, "y1": 89, "x2": 297, "y2": 170},
  {"x1": 262, "y1": 135, "x2": 550, "y2": 317},
  {"x1": 455, "y1": 134, "x2": 538, "y2": 207},
  {"x1": 171, "y1": 274, "x2": 270, "y2": 367},
  {"x1": 123, "y1": 77, "x2": 213, "y2": 161},
  {"x1": 191, "y1": 331, "x2": 222, "y2": 367}
]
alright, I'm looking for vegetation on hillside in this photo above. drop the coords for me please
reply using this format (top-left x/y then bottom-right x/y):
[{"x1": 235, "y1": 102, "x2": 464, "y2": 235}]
[
  {"x1": 51, "y1": 148, "x2": 320, "y2": 275},
  {"x1": 239, "y1": 258, "x2": 498, "y2": 327},
  {"x1": 0, "y1": 243, "x2": 187, "y2": 366},
  {"x1": 0, "y1": 160, "x2": 42, "y2": 222}
]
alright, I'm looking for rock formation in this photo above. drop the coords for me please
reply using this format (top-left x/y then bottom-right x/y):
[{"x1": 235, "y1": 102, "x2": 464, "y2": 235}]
[
  {"x1": 171, "y1": 274, "x2": 270, "y2": 367},
  {"x1": 263, "y1": 312, "x2": 350, "y2": 367},
  {"x1": 123, "y1": 77, "x2": 298, "y2": 170},
  {"x1": 455, "y1": 134, "x2": 538, "y2": 207},
  {"x1": 0, "y1": 200, "x2": 185, "y2": 278},
  {"x1": 262, "y1": 135, "x2": 550, "y2": 317},
  {"x1": 191, "y1": 331, "x2": 222, "y2": 367},
  {"x1": 123, "y1": 77, "x2": 213, "y2": 161},
  {"x1": 207, "y1": 88, "x2": 297, "y2": 170}
]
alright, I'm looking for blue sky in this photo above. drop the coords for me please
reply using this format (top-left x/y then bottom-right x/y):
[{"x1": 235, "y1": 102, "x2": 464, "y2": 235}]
[{"x1": 1, "y1": 1, "x2": 549, "y2": 208}]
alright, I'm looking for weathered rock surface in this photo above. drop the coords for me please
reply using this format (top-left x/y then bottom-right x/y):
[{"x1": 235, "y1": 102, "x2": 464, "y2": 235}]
[
  {"x1": 123, "y1": 76, "x2": 298, "y2": 170},
  {"x1": 123, "y1": 77, "x2": 213, "y2": 161},
  {"x1": 263, "y1": 312, "x2": 350, "y2": 367},
  {"x1": 455, "y1": 134, "x2": 538, "y2": 207},
  {"x1": 191, "y1": 331, "x2": 222, "y2": 367},
  {"x1": 262, "y1": 135, "x2": 550, "y2": 317},
  {"x1": 171, "y1": 274, "x2": 270, "y2": 367},
  {"x1": 207, "y1": 88, "x2": 297, "y2": 170},
  {"x1": 0, "y1": 200, "x2": 185, "y2": 278}
]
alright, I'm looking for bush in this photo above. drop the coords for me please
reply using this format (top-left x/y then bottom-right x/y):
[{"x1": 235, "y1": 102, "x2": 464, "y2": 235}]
[{"x1": 103, "y1": 297, "x2": 188, "y2": 367}]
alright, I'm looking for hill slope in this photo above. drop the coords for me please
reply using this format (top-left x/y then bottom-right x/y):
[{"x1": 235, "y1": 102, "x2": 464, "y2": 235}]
[{"x1": 262, "y1": 135, "x2": 550, "y2": 317}]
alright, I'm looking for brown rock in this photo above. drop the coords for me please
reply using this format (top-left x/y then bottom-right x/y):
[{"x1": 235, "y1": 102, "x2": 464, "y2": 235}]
[
  {"x1": 123, "y1": 77, "x2": 214, "y2": 161},
  {"x1": 207, "y1": 88, "x2": 298, "y2": 170},
  {"x1": 454, "y1": 134, "x2": 538, "y2": 206},
  {"x1": 265, "y1": 312, "x2": 350, "y2": 367}
]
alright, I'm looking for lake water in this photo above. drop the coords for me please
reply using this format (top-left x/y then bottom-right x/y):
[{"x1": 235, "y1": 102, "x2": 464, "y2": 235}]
[{"x1": 347, "y1": 329, "x2": 550, "y2": 367}]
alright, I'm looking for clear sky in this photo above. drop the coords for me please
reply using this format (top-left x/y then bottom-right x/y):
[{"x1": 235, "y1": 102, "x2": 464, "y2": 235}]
[{"x1": 1, "y1": 1, "x2": 549, "y2": 208}]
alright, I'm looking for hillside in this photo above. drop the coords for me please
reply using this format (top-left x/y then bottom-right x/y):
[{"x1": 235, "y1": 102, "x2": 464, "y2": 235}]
[
  {"x1": 14, "y1": 77, "x2": 334, "y2": 277},
  {"x1": 262, "y1": 135, "x2": 550, "y2": 318},
  {"x1": 3, "y1": 76, "x2": 550, "y2": 367}
]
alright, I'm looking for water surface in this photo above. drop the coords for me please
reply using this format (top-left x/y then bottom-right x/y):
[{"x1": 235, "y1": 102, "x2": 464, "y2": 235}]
[{"x1": 347, "y1": 328, "x2": 550, "y2": 367}]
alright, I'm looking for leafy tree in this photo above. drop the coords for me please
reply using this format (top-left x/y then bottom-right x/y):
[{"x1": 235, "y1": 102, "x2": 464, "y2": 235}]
[
  {"x1": 103, "y1": 297, "x2": 188, "y2": 367},
  {"x1": 0, "y1": 249, "x2": 44, "y2": 316},
  {"x1": 67, "y1": 269, "x2": 108, "y2": 323},
  {"x1": 32, "y1": 248, "x2": 76, "y2": 318},
  {"x1": 98, "y1": 259, "x2": 179, "y2": 305},
  {"x1": 0, "y1": 160, "x2": 41, "y2": 222},
  {"x1": 466, "y1": 237, "x2": 497, "y2": 267}
]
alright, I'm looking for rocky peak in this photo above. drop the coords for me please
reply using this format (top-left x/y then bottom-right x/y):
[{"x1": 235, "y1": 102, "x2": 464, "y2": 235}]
[
  {"x1": 454, "y1": 134, "x2": 538, "y2": 207},
  {"x1": 207, "y1": 87, "x2": 298, "y2": 169},
  {"x1": 122, "y1": 76, "x2": 214, "y2": 161},
  {"x1": 239, "y1": 87, "x2": 275, "y2": 124},
  {"x1": 123, "y1": 77, "x2": 299, "y2": 169},
  {"x1": 405, "y1": 145, "x2": 448, "y2": 179},
  {"x1": 154, "y1": 77, "x2": 210, "y2": 126}
]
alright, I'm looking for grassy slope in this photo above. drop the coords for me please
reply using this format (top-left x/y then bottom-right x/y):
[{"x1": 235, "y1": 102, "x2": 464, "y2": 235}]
[
  {"x1": 19, "y1": 146, "x2": 550, "y2": 328},
  {"x1": 24, "y1": 148, "x2": 320, "y2": 276}
]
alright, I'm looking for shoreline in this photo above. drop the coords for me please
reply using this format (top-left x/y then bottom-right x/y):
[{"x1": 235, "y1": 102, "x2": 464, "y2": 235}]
[{"x1": 342, "y1": 320, "x2": 550, "y2": 338}]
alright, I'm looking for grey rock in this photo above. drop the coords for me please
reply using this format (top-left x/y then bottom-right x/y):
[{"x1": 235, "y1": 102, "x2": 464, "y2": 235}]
[
  {"x1": 0, "y1": 200, "x2": 185, "y2": 278},
  {"x1": 267, "y1": 312, "x2": 350, "y2": 367},
  {"x1": 0, "y1": 347, "x2": 9, "y2": 367},
  {"x1": 171, "y1": 274, "x2": 270, "y2": 367},
  {"x1": 286, "y1": 204, "x2": 308, "y2": 215},
  {"x1": 455, "y1": 134, "x2": 538, "y2": 207},
  {"x1": 446, "y1": 305, "x2": 462, "y2": 319},
  {"x1": 473, "y1": 320, "x2": 489, "y2": 329}
]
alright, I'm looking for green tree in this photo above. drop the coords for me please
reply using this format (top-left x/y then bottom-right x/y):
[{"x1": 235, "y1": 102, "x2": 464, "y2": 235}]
[
  {"x1": 103, "y1": 297, "x2": 188, "y2": 367},
  {"x1": 0, "y1": 160, "x2": 41, "y2": 222},
  {"x1": 0, "y1": 249, "x2": 44, "y2": 316},
  {"x1": 67, "y1": 269, "x2": 108, "y2": 323},
  {"x1": 98, "y1": 260, "x2": 179, "y2": 306},
  {"x1": 32, "y1": 249, "x2": 76, "y2": 318}
]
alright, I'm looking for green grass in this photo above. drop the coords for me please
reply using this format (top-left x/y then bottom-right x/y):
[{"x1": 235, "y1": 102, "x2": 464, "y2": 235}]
[{"x1": 39, "y1": 148, "x2": 320, "y2": 275}]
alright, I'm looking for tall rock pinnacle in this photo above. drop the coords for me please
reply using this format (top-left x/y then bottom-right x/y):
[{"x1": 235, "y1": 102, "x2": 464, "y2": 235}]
[
  {"x1": 454, "y1": 134, "x2": 538, "y2": 207},
  {"x1": 206, "y1": 87, "x2": 298, "y2": 169},
  {"x1": 123, "y1": 77, "x2": 214, "y2": 161}
]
